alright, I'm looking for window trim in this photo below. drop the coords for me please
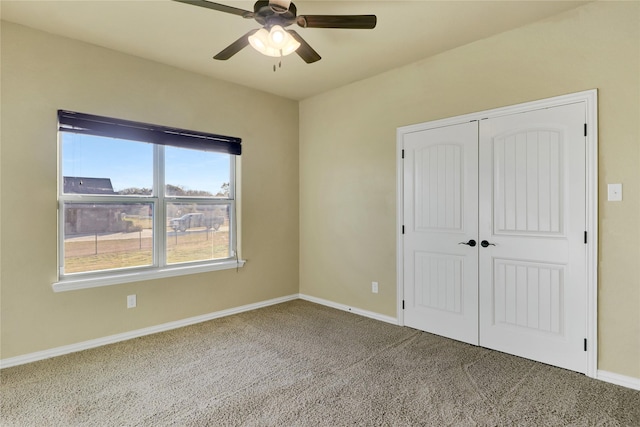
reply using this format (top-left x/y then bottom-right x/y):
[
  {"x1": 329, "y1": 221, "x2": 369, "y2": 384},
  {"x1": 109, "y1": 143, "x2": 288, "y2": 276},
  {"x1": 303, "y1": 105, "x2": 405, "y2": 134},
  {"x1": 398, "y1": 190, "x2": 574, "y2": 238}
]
[
  {"x1": 54, "y1": 111, "x2": 245, "y2": 292},
  {"x1": 52, "y1": 259, "x2": 246, "y2": 292}
]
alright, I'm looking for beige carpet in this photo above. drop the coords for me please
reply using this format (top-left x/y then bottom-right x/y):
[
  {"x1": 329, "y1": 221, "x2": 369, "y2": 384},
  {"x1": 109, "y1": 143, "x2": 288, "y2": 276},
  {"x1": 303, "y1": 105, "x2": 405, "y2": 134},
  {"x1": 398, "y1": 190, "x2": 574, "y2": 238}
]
[{"x1": 2, "y1": 300, "x2": 639, "y2": 426}]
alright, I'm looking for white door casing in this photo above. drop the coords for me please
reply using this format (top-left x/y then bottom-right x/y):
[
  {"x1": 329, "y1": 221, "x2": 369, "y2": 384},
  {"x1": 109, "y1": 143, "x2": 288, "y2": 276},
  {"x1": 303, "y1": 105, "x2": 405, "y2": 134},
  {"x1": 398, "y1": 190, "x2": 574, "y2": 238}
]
[
  {"x1": 397, "y1": 90, "x2": 598, "y2": 376},
  {"x1": 478, "y1": 103, "x2": 587, "y2": 373},
  {"x1": 402, "y1": 122, "x2": 479, "y2": 345}
]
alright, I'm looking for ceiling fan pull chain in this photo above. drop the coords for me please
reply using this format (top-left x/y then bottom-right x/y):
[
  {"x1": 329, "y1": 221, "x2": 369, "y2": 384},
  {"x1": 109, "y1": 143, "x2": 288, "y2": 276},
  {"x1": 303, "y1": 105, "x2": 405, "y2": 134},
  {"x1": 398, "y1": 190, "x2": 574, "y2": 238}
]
[{"x1": 272, "y1": 57, "x2": 283, "y2": 72}]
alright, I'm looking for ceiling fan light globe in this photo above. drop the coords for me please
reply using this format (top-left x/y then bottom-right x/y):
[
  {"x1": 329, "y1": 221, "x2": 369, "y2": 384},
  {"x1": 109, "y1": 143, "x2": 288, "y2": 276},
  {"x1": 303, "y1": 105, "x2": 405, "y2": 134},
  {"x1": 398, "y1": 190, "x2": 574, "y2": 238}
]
[
  {"x1": 249, "y1": 26, "x2": 299, "y2": 57},
  {"x1": 281, "y1": 37, "x2": 300, "y2": 56},
  {"x1": 261, "y1": 46, "x2": 279, "y2": 57},
  {"x1": 269, "y1": 25, "x2": 287, "y2": 48},
  {"x1": 248, "y1": 28, "x2": 270, "y2": 54},
  {"x1": 271, "y1": 27, "x2": 300, "y2": 56}
]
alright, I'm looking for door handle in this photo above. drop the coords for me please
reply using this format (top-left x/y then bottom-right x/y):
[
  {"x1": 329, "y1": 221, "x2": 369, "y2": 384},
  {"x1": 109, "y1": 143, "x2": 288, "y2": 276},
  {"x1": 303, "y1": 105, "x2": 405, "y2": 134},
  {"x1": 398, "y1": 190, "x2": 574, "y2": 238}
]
[
  {"x1": 480, "y1": 240, "x2": 496, "y2": 248},
  {"x1": 458, "y1": 240, "x2": 476, "y2": 247}
]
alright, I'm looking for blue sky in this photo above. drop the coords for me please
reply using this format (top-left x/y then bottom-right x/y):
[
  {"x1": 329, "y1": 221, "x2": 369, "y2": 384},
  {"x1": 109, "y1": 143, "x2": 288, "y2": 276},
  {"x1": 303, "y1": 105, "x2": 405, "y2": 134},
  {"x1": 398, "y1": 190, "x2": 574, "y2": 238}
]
[{"x1": 62, "y1": 134, "x2": 230, "y2": 194}]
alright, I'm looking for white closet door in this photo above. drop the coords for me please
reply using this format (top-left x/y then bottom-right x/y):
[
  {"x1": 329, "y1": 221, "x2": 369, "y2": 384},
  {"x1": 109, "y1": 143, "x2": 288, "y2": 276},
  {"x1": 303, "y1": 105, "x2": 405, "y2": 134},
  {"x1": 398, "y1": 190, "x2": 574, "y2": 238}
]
[
  {"x1": 403, "y1": 122, "x2": 479, "y2": 345},
  {"x1": 478, "y1": 103, "x2": 587, "y2": 373}
]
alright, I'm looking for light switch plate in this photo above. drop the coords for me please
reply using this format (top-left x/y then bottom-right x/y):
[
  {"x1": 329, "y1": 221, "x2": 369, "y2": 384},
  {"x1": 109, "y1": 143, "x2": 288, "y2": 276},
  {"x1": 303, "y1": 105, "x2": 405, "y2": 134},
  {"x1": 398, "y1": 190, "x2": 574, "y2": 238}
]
[
  {"x1": 607, "y1": 183, "x2": 622, "y2": 201},
  {"x1": 127, "y1": 294, "x2": 137, "y2": 308}
]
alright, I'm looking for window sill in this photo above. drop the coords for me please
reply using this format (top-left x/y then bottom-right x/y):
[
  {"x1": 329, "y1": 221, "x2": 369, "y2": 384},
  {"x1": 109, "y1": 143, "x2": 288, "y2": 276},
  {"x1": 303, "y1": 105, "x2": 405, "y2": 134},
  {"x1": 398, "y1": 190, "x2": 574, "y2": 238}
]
[{"x1": 52, "y1": 259, "x2": 246, "y2": 292}]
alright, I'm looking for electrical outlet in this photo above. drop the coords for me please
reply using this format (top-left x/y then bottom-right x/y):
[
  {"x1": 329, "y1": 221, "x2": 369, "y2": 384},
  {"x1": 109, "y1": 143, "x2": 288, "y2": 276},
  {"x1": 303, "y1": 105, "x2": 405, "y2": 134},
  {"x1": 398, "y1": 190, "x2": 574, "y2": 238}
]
[
  {"x1": 127, "y1": 294, "x2": 137, "y2": 308},
  {"x1": 372, "y1": 282, "x2": 379, "y2": 294}
]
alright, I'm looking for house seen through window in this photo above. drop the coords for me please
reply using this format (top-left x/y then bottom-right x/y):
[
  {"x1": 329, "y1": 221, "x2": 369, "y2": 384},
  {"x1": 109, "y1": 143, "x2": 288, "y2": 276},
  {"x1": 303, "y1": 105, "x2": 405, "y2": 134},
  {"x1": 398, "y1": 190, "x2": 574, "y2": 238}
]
[{"x1": 58, "y1": 111, "x2": 241, "y2": 279}]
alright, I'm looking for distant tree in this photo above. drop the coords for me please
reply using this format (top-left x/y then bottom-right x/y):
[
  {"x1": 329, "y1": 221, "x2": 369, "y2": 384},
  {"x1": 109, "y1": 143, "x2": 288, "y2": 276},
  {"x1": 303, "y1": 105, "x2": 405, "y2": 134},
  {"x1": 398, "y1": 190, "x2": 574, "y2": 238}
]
[
  {"x1": 216, "y1": 182, "x2": 230, "y2": 198},
  {"x1": 166, "y1": 184, "x2": 186, "y2": 196},
  {"x1": 118, "y1": 187, "x2": 152, "y2": 195},
  {"x1": 166, "y1": 184, "x2": 213, "y2": 197},
  {"x1": 118, "y1": 185, "x2": 217, "y2": 197}
]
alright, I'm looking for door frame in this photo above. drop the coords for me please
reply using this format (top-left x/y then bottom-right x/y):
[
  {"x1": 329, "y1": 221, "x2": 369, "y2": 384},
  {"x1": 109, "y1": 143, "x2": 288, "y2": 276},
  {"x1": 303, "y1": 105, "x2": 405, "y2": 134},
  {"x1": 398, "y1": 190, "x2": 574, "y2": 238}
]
[{"x1": 396, "y1": 90, "x2": 598, "y2": 378}]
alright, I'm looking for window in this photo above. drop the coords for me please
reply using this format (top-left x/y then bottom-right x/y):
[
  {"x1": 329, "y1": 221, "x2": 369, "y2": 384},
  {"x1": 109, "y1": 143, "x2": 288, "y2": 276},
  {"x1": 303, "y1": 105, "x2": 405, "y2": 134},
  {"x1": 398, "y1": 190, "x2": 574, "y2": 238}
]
[{"x1": 55, "y1": 110, "x2": 243, "y2": 291}]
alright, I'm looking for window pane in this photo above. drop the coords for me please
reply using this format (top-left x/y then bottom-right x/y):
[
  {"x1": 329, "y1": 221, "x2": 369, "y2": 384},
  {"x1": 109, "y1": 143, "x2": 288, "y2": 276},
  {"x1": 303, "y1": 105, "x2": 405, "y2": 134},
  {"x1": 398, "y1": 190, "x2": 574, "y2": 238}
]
[
  {"x1": 166, "y1": 202, "x2": 231, "y2": 264},
  {"x1": 61, "y1": 134, "x2": 153, "y2": 195},
  {"x1": 63, "y1": 203, "x2": 154, "y2": 274},
  {"x1": 165, "y1": 146, "x2": 231, "y2": 197}
]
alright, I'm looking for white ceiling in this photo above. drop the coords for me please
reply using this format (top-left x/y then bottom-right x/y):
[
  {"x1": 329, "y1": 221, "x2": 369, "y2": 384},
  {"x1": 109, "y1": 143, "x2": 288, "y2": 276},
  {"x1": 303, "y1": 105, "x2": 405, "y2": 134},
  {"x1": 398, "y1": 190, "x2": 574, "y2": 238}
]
[{"x1": 1, "y1": 0, "x2": 588, "y2": 100}]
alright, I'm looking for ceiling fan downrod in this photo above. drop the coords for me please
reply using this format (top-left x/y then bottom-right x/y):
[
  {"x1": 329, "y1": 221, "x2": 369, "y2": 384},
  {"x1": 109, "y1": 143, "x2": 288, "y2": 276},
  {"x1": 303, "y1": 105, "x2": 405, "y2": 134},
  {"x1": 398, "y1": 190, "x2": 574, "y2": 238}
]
[{"x1": 269, "y1": 0, "x2": 291, "y2": 14}]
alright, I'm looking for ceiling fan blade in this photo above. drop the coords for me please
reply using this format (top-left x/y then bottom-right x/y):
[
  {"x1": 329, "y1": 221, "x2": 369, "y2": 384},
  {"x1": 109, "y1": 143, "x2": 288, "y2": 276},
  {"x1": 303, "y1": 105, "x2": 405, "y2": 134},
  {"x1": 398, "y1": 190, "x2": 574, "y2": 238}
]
[
  {"x1": 173, "y1": 0, "x2": 254, "y2": 18},
  {"x1": 297, "y1": 15, "x2": 377, "y2": 29},
  {"x1": 213, "y1": 29, "x2": 259, "y2": 60},
  {"x1": 287, "y1": 30, "x2": 321, "y2": 64}
]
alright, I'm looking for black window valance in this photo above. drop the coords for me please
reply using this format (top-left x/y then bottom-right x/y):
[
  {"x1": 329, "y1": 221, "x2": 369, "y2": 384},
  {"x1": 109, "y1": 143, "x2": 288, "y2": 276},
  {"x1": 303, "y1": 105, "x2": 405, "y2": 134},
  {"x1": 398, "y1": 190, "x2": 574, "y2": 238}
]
[{"x1": 58, "y1": 110, "x2": 241, "y2": 155}]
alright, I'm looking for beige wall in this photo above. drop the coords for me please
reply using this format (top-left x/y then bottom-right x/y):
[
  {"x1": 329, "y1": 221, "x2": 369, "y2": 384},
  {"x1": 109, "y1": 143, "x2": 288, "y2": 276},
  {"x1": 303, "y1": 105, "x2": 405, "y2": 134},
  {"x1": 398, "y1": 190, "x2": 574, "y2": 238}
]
[
  {"x1": 0, "y1": 22, "x2": 299, "y2": 359},
  {"x1": 300, "y1": 1, "x2": 640, "y2": 379},
  {"x1": 1, "y1": 1, "x2": 639, "y2": 382}
]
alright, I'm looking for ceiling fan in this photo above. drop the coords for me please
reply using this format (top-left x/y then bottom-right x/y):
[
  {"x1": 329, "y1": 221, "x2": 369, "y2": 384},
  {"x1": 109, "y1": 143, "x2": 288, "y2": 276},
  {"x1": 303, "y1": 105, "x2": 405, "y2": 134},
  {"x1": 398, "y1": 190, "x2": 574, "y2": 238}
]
[{"x1": 173, "y1": 0, "x2": 377, "y2": 64}]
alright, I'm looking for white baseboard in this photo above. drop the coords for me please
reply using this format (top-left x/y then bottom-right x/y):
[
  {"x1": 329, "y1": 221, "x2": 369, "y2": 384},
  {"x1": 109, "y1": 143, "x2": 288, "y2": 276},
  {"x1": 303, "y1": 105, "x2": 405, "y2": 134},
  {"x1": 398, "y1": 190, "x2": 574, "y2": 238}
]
[
  {"x1": 298, "y1": 293, "x2": 398, "y2": 325},
  {"x1": 4, "y1": 294, "x2": 639, "y2": 393},
  {"x1": 597, "y1": 370, "x2": 640, "y2": 391},
  {"x1": 0, "y1": 294, "x2": 298, "y2": 369}
]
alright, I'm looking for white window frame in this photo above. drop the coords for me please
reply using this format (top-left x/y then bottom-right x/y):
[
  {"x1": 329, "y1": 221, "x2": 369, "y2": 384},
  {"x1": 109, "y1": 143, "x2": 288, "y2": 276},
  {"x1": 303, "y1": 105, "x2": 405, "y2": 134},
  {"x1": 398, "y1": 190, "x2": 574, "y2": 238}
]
[{"x1": 53, "y1": 112, "x2": 245, "y2": 292}]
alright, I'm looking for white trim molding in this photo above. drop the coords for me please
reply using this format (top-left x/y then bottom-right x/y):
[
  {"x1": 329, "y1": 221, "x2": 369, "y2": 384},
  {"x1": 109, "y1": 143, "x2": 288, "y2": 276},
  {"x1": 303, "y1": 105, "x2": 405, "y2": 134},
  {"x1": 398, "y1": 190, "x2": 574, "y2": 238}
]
[
  {"x1": 1, "y1": 294, "x2": 396, "y2": 370},
  {"x1": 4, "y1": 292, "x2": 640, "y2": 392},
  {"x1": 597, "y1": 370, "x2": 640, "y2": 391},
  {"x1": 0, "y1": 294, "x2": 297, "y2": 369},
  {"x1": 53, "y1": 259, "x2": 246, "y2": 292},
  {"x1": 298, "y1": 294, "x2": 398, "y2": 325}
]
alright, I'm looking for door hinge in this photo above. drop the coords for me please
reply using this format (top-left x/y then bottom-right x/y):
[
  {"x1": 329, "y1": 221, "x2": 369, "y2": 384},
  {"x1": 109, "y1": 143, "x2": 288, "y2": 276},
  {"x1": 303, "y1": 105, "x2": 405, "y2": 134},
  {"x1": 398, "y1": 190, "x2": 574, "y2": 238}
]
[
  {"x1": 584, "y1": 231, "x2": 588, "y2": 244},
  {"x1": 402, "y1": 149, "x2": 405, "y2": 159},
  {"x1": 402, "y1": 300, "x2": 405, "y2": 310},
  {"x1": 584, "y1": 123, "x2": 587, "y2": 137},
  {"x1": 584, "y1": 338, "x2": 587, "y2": 351}
]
